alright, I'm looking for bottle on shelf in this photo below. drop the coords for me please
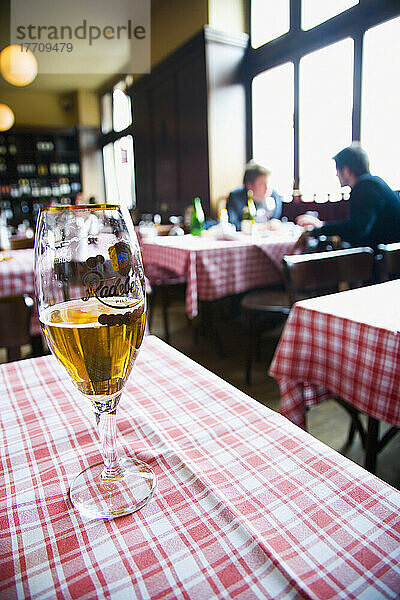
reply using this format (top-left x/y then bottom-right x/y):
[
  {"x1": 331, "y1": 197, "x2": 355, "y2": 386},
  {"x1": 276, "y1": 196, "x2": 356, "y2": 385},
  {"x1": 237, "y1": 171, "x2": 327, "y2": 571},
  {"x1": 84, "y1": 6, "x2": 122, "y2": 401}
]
[{"x1": 190, "y1": 196, "x2": 205, "y2": 236}]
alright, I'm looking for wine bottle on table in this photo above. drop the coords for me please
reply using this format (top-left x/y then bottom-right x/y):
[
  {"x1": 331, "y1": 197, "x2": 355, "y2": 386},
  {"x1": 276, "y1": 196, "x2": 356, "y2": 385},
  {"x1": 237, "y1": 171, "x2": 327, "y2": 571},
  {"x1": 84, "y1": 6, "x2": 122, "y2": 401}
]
[
  {"x1": 247, "y1": 189, "x2": 256, "y2": 224},
  {"x1": 241, "y1": 204, "x2": 250, "y2": 233},
  {"x1": 190, "y1": 196, "x2": 205, "y2": 236}
]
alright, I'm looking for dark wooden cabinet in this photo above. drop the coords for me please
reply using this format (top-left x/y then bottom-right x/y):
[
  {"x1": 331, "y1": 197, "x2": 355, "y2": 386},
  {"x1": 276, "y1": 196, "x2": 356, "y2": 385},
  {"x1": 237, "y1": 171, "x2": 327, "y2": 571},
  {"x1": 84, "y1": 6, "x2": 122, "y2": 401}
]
[
  {"x1": 176, "y1": 53, "x2": 210, "y2": 213},
  {"x1": 152, "y1": 76, "x2": 180, "y2": 212},
  {"x1": 130, "y1": 27, "x2": 248, "y2": 221},
  {"x1": 0, "y1": 127, "x2": 81, "y2": 227}
]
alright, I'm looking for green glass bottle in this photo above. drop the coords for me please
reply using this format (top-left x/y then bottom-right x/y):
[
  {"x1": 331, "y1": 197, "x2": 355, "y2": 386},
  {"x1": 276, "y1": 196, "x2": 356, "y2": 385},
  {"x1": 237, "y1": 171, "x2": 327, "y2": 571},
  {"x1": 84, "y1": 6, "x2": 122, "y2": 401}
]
[
  {"x1": 247, "y1": 189, "x2": 257, "y2": 224},
  {"x1": 190, "y1": 196, "x2": 205, "y2": 236}
]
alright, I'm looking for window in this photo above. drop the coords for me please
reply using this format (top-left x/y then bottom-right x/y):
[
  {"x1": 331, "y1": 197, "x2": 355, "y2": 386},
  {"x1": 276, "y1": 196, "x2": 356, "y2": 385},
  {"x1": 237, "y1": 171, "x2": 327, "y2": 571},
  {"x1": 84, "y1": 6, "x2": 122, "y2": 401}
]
[
  {"x1": 361, "y1": 16, "x2": 400, "y2": 190},
  {"x1": 249, "y1": 2, "x2": 400, "y2": 202},
  {"x1": 301, "y1": 0, "x2": 358, "y2": 31},
  {"x1": 101, "y1": 79, "x2": 135, "y2": 206},
  {"x1": 252, "y1": 62, "x2": 294, "y2": 198},
  {"x1": 114, "y1": 136, "x2": 135, "y2": 209},
  {"x1": 102, "y1": 137, "x2": 135, "y2": 209},
  {"x1": 299, "y1": 39, "x2": 353, "y2": 200},
  {"x1": 251, "y1": 0, "x2": 290, "y2": 48},
  {"x1": 102, "y1": 143, "x2": 119, "y2": 204},
  {"x1": 100, "y1": 93, "x2": 113, "y2": 134},
  {"x1": 112, "y1": 89, "x2": 132, "y2": 133}
]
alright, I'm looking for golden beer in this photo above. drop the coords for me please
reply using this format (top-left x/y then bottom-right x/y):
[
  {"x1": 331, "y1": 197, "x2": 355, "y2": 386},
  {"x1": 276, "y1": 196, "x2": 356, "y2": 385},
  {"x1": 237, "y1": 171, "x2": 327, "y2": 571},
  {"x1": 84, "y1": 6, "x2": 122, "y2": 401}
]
[{"x1": 40, "y1": 297, "x2": 146, "y2": 398}]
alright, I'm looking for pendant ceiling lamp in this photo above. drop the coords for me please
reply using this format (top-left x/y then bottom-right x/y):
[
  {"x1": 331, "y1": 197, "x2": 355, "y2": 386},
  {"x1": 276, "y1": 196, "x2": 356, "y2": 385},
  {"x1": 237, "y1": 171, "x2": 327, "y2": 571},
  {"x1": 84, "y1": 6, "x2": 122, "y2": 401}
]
[
  {"x1": 0, "y1": 45, "x2": 38, "y2": 86},
  {"x1": 0, "y1": 104, "x2": 15, "y2": 131}
]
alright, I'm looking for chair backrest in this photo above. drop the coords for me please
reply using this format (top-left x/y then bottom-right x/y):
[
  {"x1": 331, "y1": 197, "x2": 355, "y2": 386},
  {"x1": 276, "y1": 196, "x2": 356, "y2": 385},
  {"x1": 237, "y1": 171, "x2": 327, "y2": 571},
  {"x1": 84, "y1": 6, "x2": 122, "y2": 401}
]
[
  {"x1": 376, "y1": 242, "x2": 400, "y2": 281},
  {"x1": 283, "y1": 247, "x2": 375, "y2": 305},
  {"x1": 0, "y1": 294, "x2": 34, "y2": 361},
  {"x1": 9, "y1": 237, "x2": 34, "y2": 250}
]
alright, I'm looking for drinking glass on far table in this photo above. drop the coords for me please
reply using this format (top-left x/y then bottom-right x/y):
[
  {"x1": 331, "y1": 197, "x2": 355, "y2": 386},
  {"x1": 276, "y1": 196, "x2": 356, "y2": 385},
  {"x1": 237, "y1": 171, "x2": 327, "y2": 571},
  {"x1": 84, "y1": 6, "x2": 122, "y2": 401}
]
[{"x1": 34, "y1": 204, "x2": 156, "y2": 519}]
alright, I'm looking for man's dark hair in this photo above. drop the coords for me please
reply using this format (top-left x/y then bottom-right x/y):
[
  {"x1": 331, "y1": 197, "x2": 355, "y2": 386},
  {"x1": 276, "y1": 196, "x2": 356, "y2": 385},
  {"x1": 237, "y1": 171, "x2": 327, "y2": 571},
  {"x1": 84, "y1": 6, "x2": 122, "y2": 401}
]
[
  {"x1": 333, "y1": 145, "x2": 370, "y2": 177},
  {"x1": 243, "y1": 162, "x2": 271, "y2": 186}
]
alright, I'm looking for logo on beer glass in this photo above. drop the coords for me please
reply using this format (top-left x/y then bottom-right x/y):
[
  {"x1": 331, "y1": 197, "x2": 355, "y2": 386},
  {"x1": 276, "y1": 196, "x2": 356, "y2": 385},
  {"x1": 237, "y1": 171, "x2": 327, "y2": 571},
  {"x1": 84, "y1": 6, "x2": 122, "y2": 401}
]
[
  {"x1": 108, "y1": 241, "x2": 132, "y2": 276},
  {"x1": 81, "y1": 242, "x2": 144, "y2": 325}
]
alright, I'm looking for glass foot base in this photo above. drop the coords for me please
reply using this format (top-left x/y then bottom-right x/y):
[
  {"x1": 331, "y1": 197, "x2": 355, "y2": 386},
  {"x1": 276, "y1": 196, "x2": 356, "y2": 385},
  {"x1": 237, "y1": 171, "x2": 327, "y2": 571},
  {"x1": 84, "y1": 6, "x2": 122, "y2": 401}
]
[{"x1": 69, "y1": 457, "x2": 157, "y2": 519}]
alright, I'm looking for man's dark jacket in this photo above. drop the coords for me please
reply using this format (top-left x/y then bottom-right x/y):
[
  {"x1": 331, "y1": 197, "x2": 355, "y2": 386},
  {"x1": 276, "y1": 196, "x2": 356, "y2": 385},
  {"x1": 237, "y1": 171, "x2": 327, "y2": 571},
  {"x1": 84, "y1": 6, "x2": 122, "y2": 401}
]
[
  {"x1": 226, "y1": 186, "x2": 283, "y2": 231},
  {"x1": 313, "y1": 174, "x2": 400, "y2": 248}
]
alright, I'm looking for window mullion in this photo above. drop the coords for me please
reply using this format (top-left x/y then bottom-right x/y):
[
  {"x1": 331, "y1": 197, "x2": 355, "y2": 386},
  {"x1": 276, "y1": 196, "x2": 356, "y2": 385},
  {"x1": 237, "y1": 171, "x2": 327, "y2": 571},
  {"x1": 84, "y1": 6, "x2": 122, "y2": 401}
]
[
  {"x1": 293, "y1": 58, "x2": 300, "y2": 191},
  {"x1": 290, "y1": 0, "x2": 301, "y2": 31},
  {"x1": 352, "y1": 32, "x2": 363, "y2": 142}
]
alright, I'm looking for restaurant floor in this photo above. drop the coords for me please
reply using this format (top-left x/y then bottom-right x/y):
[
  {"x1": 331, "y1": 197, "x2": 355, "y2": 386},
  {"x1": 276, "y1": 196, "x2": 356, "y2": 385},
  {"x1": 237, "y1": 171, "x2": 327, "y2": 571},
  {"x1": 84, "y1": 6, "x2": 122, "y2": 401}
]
[{"x1": 4, "y1": 294, "x2": 398, "y2": 490}]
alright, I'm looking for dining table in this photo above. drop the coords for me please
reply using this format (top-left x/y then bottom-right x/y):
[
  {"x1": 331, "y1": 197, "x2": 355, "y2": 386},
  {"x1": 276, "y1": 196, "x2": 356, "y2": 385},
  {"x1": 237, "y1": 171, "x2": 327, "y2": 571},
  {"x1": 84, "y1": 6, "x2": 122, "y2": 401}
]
[
  {"x1": 0, "y1": 247, "x2": 152, "y2": 341},
  {"x1": 269, "y1": 279, "x2": 400, "y2": 473},
  {"x1": 141, "y1": 229, "x2": 300, "y2": 319},
  {"x1": 1, "y1": 334, "x2": 399, "y2": 599},
  {"x1": 0, "y1": 247, "x2": 41, "y2": 336}
]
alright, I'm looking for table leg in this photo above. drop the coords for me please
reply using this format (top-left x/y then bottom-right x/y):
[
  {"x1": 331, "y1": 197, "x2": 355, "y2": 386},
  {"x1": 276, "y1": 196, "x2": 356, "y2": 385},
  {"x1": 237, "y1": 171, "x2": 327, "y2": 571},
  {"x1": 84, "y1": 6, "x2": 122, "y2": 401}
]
[
  {"x1": 365, "y1": 417, "x2": 380, "y2": 474},
  {"x1": 245, "y1": 313, "x2": 255, "y2": 385},
  {"x1": 31, "y1": 334, "x2": 45, "y2": 357},
  {"x1": 196, "y1": 300, "x2": 224, "y2": 357}
]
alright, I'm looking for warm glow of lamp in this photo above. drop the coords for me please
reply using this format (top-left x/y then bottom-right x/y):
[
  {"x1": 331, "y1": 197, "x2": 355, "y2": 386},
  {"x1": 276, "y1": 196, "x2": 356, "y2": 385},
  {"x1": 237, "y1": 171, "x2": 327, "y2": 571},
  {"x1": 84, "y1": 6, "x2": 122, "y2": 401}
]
[
  {"x1": 0, "y1": 104, "x2": 15, "y2": 131},
  {"x1": 0, "y1": 45, "x2": 38, "y2": 86}
]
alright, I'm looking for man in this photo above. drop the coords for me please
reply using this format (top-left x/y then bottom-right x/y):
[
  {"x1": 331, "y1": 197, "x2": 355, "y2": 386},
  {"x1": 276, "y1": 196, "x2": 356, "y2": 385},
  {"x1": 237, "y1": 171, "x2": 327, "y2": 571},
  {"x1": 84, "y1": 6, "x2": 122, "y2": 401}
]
[
  {"x1": 296, "y1": 145, "x2": 400, "y2": 249},
  {"x1": 227, "y1": 163, "x2": 283, "y2": 231}
]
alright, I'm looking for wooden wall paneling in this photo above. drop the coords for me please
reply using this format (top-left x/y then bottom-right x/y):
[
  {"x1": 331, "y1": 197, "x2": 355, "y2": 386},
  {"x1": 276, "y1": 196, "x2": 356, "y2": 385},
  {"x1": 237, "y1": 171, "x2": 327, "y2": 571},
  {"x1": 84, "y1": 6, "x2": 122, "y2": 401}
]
[
  {"x1": 204, "y1": 28, "x2": 248, "y2": 215},
  {"x1": 176, "y1": 52, "x2": 210, "y2": 216},
  {"x1": 152, "y1": 76, "x2": 179, "y2": 216},
  {"x1": 130, "y1": 28, "x2": 248, "y2": 221},
  {"x1": 130, "y1": 83, "x2": 154, "y2": 215}
]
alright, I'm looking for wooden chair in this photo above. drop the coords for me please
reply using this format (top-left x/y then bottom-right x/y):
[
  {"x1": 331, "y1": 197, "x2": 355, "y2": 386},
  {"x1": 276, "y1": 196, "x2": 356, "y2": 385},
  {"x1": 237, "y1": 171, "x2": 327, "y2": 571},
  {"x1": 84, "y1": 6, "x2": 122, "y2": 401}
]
[
  {"x1": 145, "y1": 264, "x2": 186, "y2": 344},
  {"x1": 241, "y1": 247, "x2": 375, "y2": 384},
  {"x1": 282, "y1": 246, "x2": 375, "y2": 305},
  {"x1": 136, "y1": 228, "x2": 186, "y2": 344},
  {"x1": 376, "y1": 242, "x2": 400, "y2": 281},
  {"x1": 0, "y1": 294, "x2": 34, "y2": 361},
  {"x1": 9, "y1": 236, "x2": 35, "y2": 250}
]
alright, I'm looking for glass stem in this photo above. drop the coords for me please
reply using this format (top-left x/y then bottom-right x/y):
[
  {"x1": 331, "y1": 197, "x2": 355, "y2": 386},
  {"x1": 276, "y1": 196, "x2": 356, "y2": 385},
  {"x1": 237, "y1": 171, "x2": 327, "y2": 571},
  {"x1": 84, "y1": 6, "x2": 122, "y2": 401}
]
[{"x1": 95, "y1": 401, "x2": 124, "y2": 481}]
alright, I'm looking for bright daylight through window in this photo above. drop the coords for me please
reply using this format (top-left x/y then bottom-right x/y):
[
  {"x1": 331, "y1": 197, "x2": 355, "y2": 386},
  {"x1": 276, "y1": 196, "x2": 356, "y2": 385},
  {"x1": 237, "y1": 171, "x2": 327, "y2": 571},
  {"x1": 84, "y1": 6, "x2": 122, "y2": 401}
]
[
  {"x1": 252, "y1": 62, "x2": 294, "y2": 199},
  {"x1": 301, "y1": 0, "x2": 359, "y2": 31},
  {"x1": 299, "y1": 38, "x2": 353, "y2": 201},
  {"x1": 251, "y1": 0, "x2": 289, "y2": 48},
  {"x1": 112, "y1": 88, "x2": 132, "y2": 133},
  {"x1": 361, "y1": 15, "x2": 400, "y2": 191}
]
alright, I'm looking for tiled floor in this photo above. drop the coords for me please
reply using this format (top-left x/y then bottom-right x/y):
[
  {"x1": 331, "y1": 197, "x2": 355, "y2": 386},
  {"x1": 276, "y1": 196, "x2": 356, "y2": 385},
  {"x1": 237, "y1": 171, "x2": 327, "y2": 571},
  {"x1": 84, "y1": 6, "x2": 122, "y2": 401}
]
[{"x1": 148, "y1": 291, "x2": 400, "y2": 490}]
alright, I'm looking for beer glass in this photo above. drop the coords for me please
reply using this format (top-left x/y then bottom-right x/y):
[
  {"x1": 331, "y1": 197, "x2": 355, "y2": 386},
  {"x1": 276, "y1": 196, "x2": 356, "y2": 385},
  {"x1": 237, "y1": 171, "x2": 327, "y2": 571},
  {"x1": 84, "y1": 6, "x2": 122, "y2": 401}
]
[{"x1": 34, "y1": 205, "x2": 156, "y2": 518}]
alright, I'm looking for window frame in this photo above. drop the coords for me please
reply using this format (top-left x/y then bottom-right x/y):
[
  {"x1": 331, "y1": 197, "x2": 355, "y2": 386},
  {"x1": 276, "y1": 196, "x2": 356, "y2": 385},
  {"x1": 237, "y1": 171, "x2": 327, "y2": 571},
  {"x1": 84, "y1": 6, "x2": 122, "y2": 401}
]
[{"x1": 246, "y1": 0, "x2": 400, "y2": 192}]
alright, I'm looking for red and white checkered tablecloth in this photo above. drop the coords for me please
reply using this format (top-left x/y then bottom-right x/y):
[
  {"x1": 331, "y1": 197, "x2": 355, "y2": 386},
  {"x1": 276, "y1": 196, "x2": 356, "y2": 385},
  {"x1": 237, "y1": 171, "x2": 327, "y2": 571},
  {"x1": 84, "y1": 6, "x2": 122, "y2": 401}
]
[
  {"x1": 269, "y1": 280, "x2": 400, "y2": 429},
  {"x1": 1, "y1": 335, "x2": 399, "y2": 599},
  {"x1": 0, "y1": 248, "x2": 42, "y2": 336},
  {"x1": 142, "y1": 234, "x2": 298, "y2": 318}
]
